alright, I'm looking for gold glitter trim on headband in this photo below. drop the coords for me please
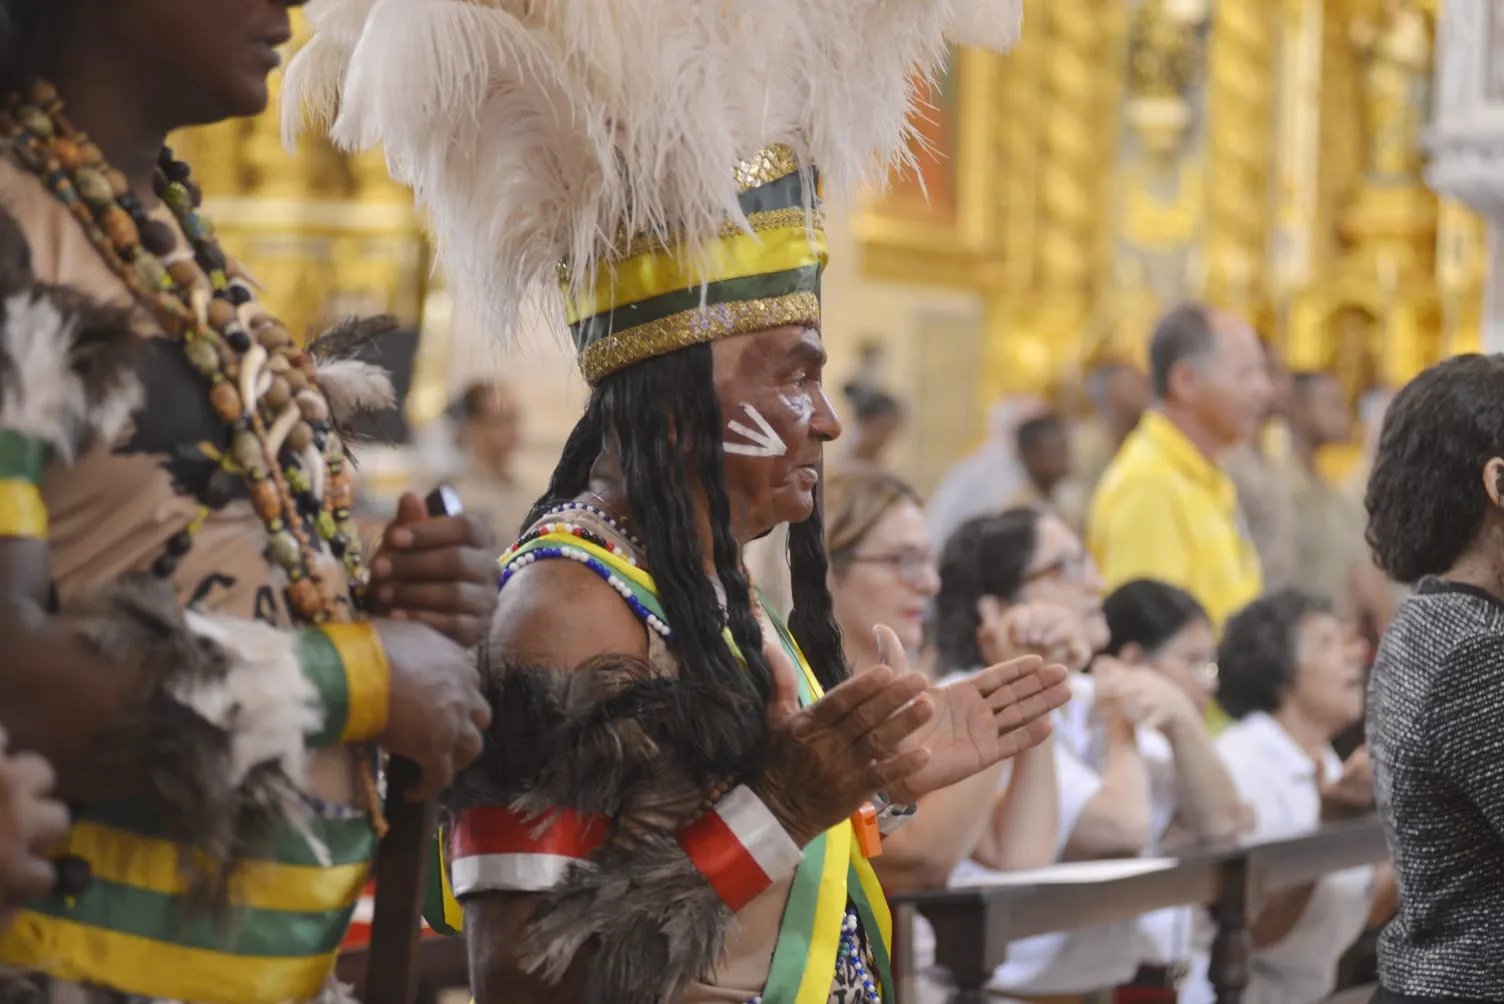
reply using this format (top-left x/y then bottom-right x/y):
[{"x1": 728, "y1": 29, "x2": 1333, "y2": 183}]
[
  {"x1": 580, "y1": 291, "x2": 820, "y2": 385},
  {"x1": 734, "y1": 145, "x2": 801, "y2": 192}
]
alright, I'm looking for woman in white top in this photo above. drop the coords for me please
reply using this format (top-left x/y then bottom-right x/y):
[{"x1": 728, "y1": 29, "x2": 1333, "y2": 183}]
[
  {"x1": 822, "y1": 470, "x2": 1064, "y2": 893},
  {"x1": 934, "y1": 509, "x2": 1244, "y2": 1002},
  {"x1": 1183, "y1": 589, "x2": 1389, "y2": 1004},
  {"x1": 1101, "y1": 579, "x2": 1219, "y2": 719}
]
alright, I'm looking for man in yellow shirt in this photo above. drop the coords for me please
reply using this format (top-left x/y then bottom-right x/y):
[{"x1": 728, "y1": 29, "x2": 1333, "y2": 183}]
[{"x1": 1088, "y1": 303, "x2": 1271, "y2": 632}]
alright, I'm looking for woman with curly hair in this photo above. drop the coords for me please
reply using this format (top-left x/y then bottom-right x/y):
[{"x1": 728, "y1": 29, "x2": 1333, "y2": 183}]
[
  {"x1": 1365, "y1": 353, "x2": 1504, "y2": 1003},
  {"x1": 1180, "y1": 589, "x2": 1380, "y2": 1004}
]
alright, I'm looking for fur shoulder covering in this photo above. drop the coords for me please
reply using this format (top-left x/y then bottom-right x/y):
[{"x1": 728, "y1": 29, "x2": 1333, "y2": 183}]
[
  {"x1": 0, "y1": 209, "x2": 143, "y2": 463},
  {"x1": 65, "y1": 575, "x2": 325, "y2": 911},
  {"x1": 446, "y1": 655, "x2": 766, "y2": 1004}
]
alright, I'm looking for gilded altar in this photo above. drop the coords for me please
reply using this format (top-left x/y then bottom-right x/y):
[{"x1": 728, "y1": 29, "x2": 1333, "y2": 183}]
[
  {"x1": 175, "y1": 2, "x2": 1471, "y2": 426},
  {"x1": 859, "y1": 0, "x2": 1479, "y2": 404}
]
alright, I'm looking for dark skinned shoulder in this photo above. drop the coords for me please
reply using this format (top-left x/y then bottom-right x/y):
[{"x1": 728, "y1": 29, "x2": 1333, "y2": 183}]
[{"x1": 488, "y1": 557, "x2": 651, "y2": 670}]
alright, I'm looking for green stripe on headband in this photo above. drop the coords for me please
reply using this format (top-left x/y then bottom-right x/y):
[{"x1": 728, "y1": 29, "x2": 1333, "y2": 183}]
[
  {"x1": 738, "y1": 169, "x2": 811, "y2": 216},
  {"x1": 570, "y1": 264, "x2": 820, "y2": 353}
]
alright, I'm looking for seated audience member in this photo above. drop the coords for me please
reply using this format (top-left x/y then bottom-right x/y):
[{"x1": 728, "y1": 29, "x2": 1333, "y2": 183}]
[
  {"x1": 1102, "y1": 579, "x2": 1217, "y2": 717},
  {"x1": 839, "y1": 384, "x2": 906, "y2": 471},
  {"x1": 928, "y1": 395, "x2": 1047, "y2": 552},
  {"x1": 448, "y1": 379, "x2": 532, "y2": 549},
  {"x1": 822, "y1": 471, "x2": 1066, "y2": 894},
  {"x1": 1182, "y1": 590, "x2": 1386, "y2": 1004},
  {"x1": 0, "y1": 731, "x2": 70, "y2": 928},
  {"x1": 935, "y1": 509, "x2": 1242, "y2": 1002},
  {"x1": 1011, "y1": 414, "x2": 1087, "y2": 533},
  {"x1": 1364, "y1": 354, "x2": 1504, "y2": 1004}
]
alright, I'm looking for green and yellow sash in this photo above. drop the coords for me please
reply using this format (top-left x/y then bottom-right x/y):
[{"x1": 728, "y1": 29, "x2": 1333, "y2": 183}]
[
  {"x1": 0, "y1": 801, "x2": 373, "y2": 1003},
  {"x1": 428, "y1": 531, "x2": 894, "y2": 1003}
]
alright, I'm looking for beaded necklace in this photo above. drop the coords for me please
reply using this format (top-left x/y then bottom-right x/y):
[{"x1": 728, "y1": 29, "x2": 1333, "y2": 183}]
[
  {"x1": 503, "y1": 502, "x2": 672, "y2": 640},
  {"x1": 2, "y1": 82, "x2": 386, "y2": 830},
  {"x1": 1, "y1": 82, "x2": 368, "y2": 624}
]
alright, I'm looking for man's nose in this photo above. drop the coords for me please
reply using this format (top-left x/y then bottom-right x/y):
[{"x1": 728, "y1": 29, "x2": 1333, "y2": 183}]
[{"x1": 812, "y1": 387, "x2": 843, "y2": 442}]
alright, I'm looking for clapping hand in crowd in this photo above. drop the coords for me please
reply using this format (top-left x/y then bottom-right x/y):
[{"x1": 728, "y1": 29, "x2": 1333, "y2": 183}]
[
  {"x1": 1094, "y1": 657, "x2": 1201, "y2": 735},
  {"x1": 978, "y1": 597, "x2": 1094, "y2": 671}
]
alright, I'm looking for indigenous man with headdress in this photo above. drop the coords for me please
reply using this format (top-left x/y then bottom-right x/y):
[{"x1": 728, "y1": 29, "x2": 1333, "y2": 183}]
[
  {"x1": 288, "y1": 3, "x2": 1064, "y2": 1002},
  {"x1": 0, "y1": 1, "x2": 496, "y2": 1001}
]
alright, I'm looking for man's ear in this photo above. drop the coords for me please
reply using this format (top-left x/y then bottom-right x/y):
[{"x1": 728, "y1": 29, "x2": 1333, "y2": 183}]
[{"x1": 1167, "y1": 358, "x2": 1199, "y2": 404}]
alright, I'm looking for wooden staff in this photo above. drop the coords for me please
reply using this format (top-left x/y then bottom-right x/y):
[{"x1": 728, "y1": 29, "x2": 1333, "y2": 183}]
[{"x1": 365, "y1": 485, "x2": 464, "y2": 1004}]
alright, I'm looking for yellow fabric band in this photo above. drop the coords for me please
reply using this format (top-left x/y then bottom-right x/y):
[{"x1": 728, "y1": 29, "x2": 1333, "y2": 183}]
[
  {"x1": 0, "y1": 480, "x2": 46, "y2": 539},
  {"x1": 565, "y1": 222, "x2": 829, "y2": 324},
  {"x1": 323, "y1": 622, "x2": 391, "y2": 743},
  {"x1": 0, "y1": 913, "x2": 335, "y2": 1004},
  {"x1": 62, "y1": 820, "x2": 367, "y2": 913}
]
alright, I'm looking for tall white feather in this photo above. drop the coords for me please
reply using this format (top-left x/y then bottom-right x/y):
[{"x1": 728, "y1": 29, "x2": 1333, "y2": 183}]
[{"x1": 284, "y1": 0, "x2": 1024, "y2": 345}]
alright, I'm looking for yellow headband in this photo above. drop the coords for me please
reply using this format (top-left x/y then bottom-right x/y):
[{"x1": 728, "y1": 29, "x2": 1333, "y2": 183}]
[{"x1": 564, "y1": 148, "x2": 826, "y2": 385}]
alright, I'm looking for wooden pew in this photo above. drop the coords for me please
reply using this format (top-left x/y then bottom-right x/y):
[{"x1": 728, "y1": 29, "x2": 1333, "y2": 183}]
[{"x1": 897, "y1": 816, "x2": 1388, "y2": 1004}]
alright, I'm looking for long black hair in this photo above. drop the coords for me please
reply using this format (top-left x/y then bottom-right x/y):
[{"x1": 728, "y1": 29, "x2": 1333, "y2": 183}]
[
  {"x1": 0, "y1": 0, "x2": 71, "y2": 95},
  {"x1": 527, "y1": 342, "x2": 848, "y2": 718}
]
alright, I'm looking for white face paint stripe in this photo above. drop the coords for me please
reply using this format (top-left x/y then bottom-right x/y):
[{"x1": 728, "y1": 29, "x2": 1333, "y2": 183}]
[{"x1": 723, "y1": 403, "x2": 788, "y2": 458}]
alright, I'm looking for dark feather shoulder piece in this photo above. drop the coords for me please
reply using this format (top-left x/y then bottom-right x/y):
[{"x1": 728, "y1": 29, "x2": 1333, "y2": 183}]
[
  {"x1": 63, "y1": 575, "x2": 326, "y2": 913},
  {"x1": 0, "y1": 208, "x2": 143, "y2": 462},
  {"x1": 446, "y1": 652, "x2": 767, "y2": 1004}
]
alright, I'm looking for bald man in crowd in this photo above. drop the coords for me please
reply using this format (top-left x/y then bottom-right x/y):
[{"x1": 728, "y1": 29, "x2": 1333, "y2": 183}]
[{"x1": 1088, "y1": 303, "x2": 1271, "y2": 632}]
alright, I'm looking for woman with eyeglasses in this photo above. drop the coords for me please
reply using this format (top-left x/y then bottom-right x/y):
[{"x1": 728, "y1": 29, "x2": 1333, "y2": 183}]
[
  {"x1": 824, "y1": 473, "x2": 1066, "y2": 1003},
  {"x1": 826, "y1": 470, "x2": 941, "y2": 675},
  {"x1": 934, "y1": 508, "x2": 1243, "y2": 1003},
  {"x1": 821, "y1": 471, "x2": 1053, "y2": 888},
  {"x1": 1102, "y1": 579, "x2": 1219, "y2": 716}
]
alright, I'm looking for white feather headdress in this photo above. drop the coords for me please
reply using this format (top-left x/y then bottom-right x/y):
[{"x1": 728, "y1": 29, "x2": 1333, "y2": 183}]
[{"x1": 284, "y1": 0, "x2": 1023, "y2": 372}]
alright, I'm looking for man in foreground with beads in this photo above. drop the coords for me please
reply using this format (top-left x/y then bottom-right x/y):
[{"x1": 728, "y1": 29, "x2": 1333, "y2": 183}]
[
  {"x1": 0, "y1": 1, "x2": 498, "y2": 1001},
  {"x1": 288, "y1": 2, "x2": 1068, "y2": 1002}
]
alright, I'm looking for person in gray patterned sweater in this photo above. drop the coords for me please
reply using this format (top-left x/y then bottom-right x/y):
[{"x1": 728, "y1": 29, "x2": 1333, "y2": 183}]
[{"x1": 1365, "y1": 353, "x2": 1504, "y2": 1004}]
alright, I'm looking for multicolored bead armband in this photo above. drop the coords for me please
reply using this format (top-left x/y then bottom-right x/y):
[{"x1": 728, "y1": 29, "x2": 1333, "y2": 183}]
[
  {"x1": 676, "y1": 785, "x2": 804, "y2": 913},
  {"x1": 0, "y1": 430, "x2": 48, "y2": 540},
  {"x1": 296, "y1": 623, "x2": 391, "y2": 746}
]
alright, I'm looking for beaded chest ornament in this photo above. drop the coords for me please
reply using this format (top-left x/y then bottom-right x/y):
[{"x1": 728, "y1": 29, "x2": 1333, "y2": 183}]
[{"x1": 1, "y1": 83, "x2": 369, "y2": 624}]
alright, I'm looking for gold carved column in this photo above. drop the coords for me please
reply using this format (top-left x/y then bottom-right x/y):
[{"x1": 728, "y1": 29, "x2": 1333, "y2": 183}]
[
  {"x1": 1203, "y1": 1, "x2": 1278, "y2": 320},
  {"x1": 858, "y1": 0, "x2": 1476, "y2": 418},
  {"x1": 984, "y1": 0, "x2": 1125, "y2": 399}
]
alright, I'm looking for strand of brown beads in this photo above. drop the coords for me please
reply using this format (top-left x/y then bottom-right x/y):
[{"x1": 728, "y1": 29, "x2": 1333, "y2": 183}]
[
  {"x1": 2, "y1": 83, "x2": 369, "y2": 619},
  {"x1": 2, "y1": 81, "x2": 384, "y2": 832}
]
